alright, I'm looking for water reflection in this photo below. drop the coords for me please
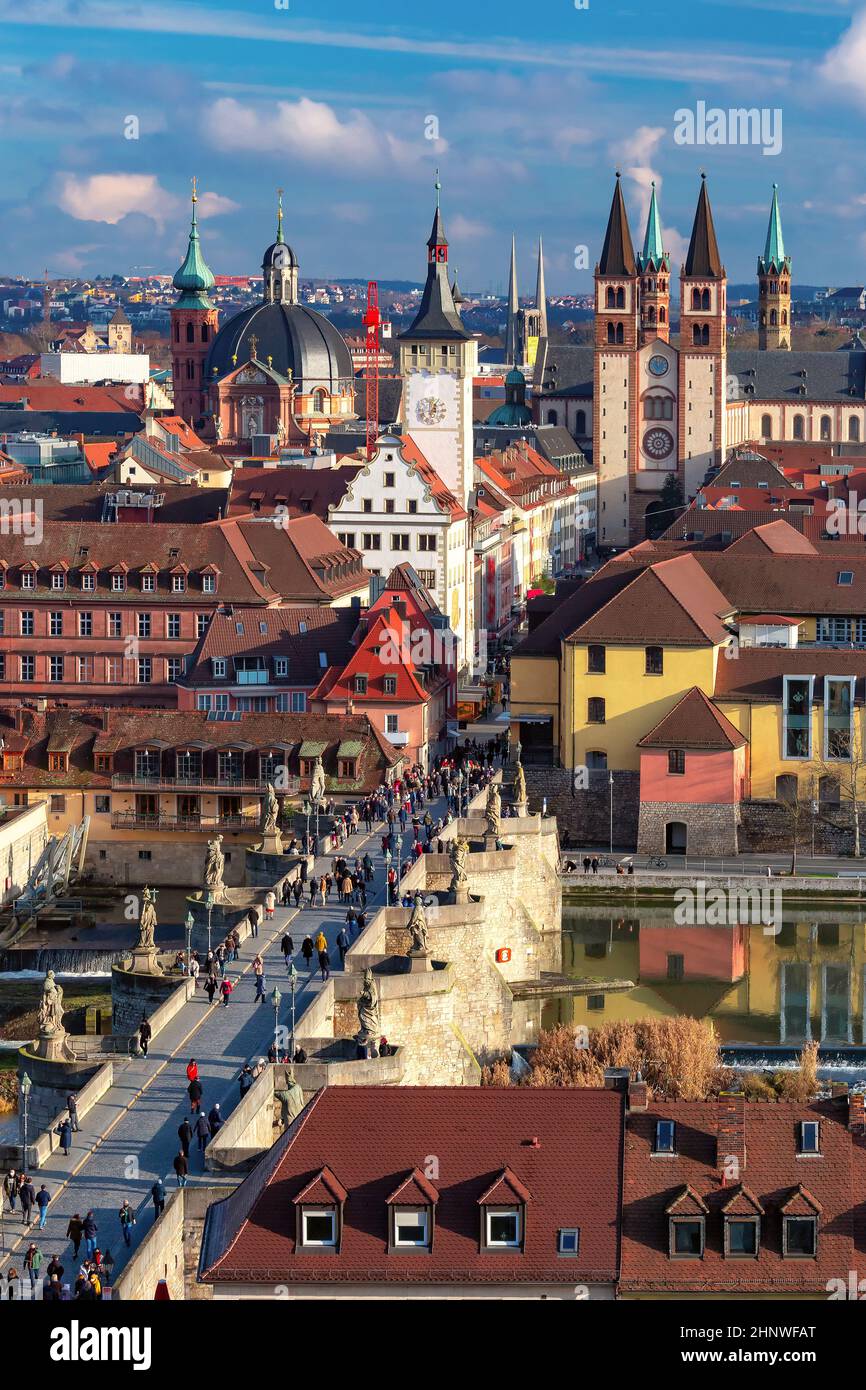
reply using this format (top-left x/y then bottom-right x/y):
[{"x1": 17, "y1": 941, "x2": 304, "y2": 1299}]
[{"x1": 552, "y1": 898, "x2": 866, "y2": 1045}]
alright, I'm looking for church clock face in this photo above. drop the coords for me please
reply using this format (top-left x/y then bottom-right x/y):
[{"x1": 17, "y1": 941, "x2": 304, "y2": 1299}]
[
  {"x1": 416, "y1": 395, "x2": 447, "y2": 425},
  {"x1": 648, "y1": 354, "x2": 669, "y2": 377},
  {"x1": 643, "y1": 427, "x2": 674, "y2": 460}
]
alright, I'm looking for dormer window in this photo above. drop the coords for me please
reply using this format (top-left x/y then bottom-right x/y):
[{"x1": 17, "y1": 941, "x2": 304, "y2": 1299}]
[
  {"x1": 783, "y1": 1215, "x2": 817, "y2": 1257},
  {"x1": 300, "y1": 1207, "x2": 337, "y2": 1248},
  {"x1": 384, "y1": 675, "x2": 397, "y2": 695},
  {"x1": 112, "y1": 573, "x2": 126, "y2": 592},
  {"x1": 21, "y1": 570, "x2": 35, "y2": 589},
  {"x1": 667, "y1": 1185, "x2": 708, "y2": 1259},
  {"x1": 484, "y1": 1207, "x2": 522, "y2": 1249},
  {"x1": 172, "y1": 574, "x2": 186, "y2": 593},
  {"x1": 202, "y1": 574, "x2": 216, "y2": 593},
  {"x1": 142, "y1": 573, "x2": 155, "y2": 592},
  {"x1": 354, "y1": 674, "x2": 368, "y2": 695},
  {"x1": 391, "y1": 1207, "x2": 431, "y2": 1250},
  {"x1": 51, "y1": 572, "x2": 65, "y2": 591},
  {"x1": 81, "y1": 573, "x2": 95, "y2": 591},
  {"x1": 274, "y1": 657, "x2": 289, "y2": 678},
  {"x1": 798, "y1": 1120, "x2": 821, "y2": 1155},
  {"x1": 212, "y1": 658, "x2": 227, "y2": 679}
]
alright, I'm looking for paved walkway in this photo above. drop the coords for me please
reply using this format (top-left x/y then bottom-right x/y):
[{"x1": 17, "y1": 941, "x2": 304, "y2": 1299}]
[{"x1": 0, "y1": 805, "x2": 443, "y2": 1287}]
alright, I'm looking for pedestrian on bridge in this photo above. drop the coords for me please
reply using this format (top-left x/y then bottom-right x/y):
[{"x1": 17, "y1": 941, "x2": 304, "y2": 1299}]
[
  {"x1": 138, "y1": 1015, "x2": 152, "y2": 1057},
  {"x1": 66, "y1": 1214, "x2": 83, "y2": 1259},
  {"x1": 301, "y1": 935, "x2": 314, "y2": 971},
  {"x1": 173, "y1": 1151, "x2": 188, "y2": 1188},
  {"x1": 67, "y1": 1093, "x2": 79, "y2": 1133},
  {"x1": 336, "y1": 927, "x2": 349, "y2": 965},
  {"x1": 195, "y1": 1112, "x2": 210, "y2": 1154},
  {"x1": 188, "y1": 1076, "x2": 203, "y2": 1114},
  {"x1": 292, "y1": 879, "x2": 302, "y2": 908},
  {"x1": 82, "y1": 1211, "x2": 98, "y2": 1259},
  {"x1": 54, "y1": 1116, "x2": 72, "y2": 1156},
  {"x1": 265, "y1": 890, "x2": 276, "y2": 921},
  {"x1": 280, "y1": 932, "x2": 294, "y2": 963},
  {"x1": 151, "y1": 1178, "x2": 166, "y2": 1219},
  {"x1": 205, "y1": 974, "x2": 218, "y2": 1005},
  {"x1": 177, "y1": 1118, "x2": 193, "y2": 1158},
  {"x1": 19, "y1": 1176, "x2": 35, "y2": 1227},
  {"x1": 220, "y1": 977, "x2": 233, "y2": 1007},
  {"x1": 118, "y1": 1199, "x2": 135, "y2": 1247},
  {"x1": 208, "y1": 1104, "x2": 223, "y2": 1138},
  {"x1": 3, "y1": 1168, "x2": 19, "y2": 1213}
]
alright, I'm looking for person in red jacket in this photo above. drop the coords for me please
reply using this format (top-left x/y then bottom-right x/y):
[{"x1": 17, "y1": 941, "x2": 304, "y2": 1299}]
[
  {"x1": 220, "y1": 977, "x2": 233, "y2": 1007},
  {"x1": 186, "y1": 1059, "x2": 198, "y2": 1083}
]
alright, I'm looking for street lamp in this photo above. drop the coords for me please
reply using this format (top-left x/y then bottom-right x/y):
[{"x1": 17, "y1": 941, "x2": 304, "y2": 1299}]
[
  {"x1": 271, "y1": 985, "x2": 282, "y2": 1059},
  {"x1": 204, "y1": 889, "x2": 215, "y2": 955},
  {"x1": 20, "y1": 1071, "x2": 31, "y2": 1172},
  {"x1": 302, "y1": 799, "x2": 311, "y2": 852},
  {"x1": 288, "y1": 965, "x2": 298, "y2": 1077},
  {"x1": 608, "y1": 771, "x2": 614, "y2": 857},
  {"x1": 184, "y1": 910, "x2": 194, "y2": 973}
]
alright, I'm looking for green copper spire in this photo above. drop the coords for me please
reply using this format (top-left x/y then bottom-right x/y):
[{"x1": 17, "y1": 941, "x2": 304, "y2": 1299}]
[
  {"x1": 759, "y1": 183, "x2": 789, "y2": 273},
  {"x1": 636, "y1": 181, "x2": 670, "y2": 272},
  {"x1": 276, "y1": 187, "x2": 285, "y2": 245},
  {"x1": 172, "y1": 177, "x2": 215, "y2": 307}
]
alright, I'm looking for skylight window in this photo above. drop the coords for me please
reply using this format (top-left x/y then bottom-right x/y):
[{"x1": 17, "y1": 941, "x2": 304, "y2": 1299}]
[
  {"x1": 798, "y1": 1120, "x2": 820, "y2": 1155},
  {"x1": 654, "y1": 1119, "x2": 676, "y2": 1155},
  {"x1": 838, "y1": 571, "x2": 854, "y2": 586}
]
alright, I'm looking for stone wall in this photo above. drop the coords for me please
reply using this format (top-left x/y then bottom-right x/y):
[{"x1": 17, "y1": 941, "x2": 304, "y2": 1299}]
[
  {"x1": 525, "y1": 767, "x2": 640, "y2": 849},
  {"x1": 111, "y1": 968, "x2": 192, "y2": 1039},
  {"x1": 739, "y1": 800, "x2": 865, "y2": 856},
  {"x1": 86, "y1": 839, "x2": 247, "y2": 888},
  {"x1": 637, "y1": 800, "x2": 740, "y2": 856},
  {"x1": 112, "y1": 1184, "x2": 221, "y2": 1302}
]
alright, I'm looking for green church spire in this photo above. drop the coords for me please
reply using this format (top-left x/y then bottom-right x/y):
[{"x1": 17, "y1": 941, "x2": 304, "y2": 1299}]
[
  {"x1": 759, "y1": 184, "x2": 790, "y2": 274},
  {"x1": 172, "y1": 177, "x2": 215, "y2": 308},
  {"x1": 636, "y1": 181, "x2": 670, "y2": 272}
]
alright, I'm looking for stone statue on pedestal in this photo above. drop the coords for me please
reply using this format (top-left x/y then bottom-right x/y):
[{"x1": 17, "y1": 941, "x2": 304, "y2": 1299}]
[
  {"x1": 406, "y1": 892, "x2": 429, "y2": 956},
  {"x1": 260, "y1": 782, "x2": 279, "y2": 835},
  {"x1": 204, "y1": 835, "x2": 228, "y2": 902},
  {"x1": 514, "y1": 761, "x2": 526, "y2": 806},
  {"x1": 355, "y1": 967, "x2": 380, "y2": 1047},
  {"x1": 137, "y1": 886, "x2": 158, "y2": 951},
  {"x1": 448, "y1": 836, "x2": 470, "y2": 902},
  {"x1": 310, "y1": 755, "x2": 326, "y2": 806},
  {"x1": 485, "y1": 782, "x2": 502, "y2": 841},
  {"x1": 38, "y1": 970, "x2": 64, "y2": 1035}
]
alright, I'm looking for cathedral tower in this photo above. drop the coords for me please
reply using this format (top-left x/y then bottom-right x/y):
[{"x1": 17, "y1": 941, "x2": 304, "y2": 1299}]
[
  {"x1": 678, "y1": 175, "x2": 726, "y2": 499},
  {"x1": 636, "y1": 182, "x2": 670, "y2": 344},
  {"x1": 170, "y1": 181, "x2": 219, "y2": 426},
  {"x1": 758, "y1": 184, "x2": 791, "y2": 351},
  {"x1": 593, "y1": 173, "x2": 641, "y2": 547}
]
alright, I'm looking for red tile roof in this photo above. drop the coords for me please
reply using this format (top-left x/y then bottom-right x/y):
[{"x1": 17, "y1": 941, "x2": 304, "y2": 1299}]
[
  {"x1": 398, "y1": 435, "x2": 467, "y2": 521},
  {"x1": 620, "y1": 1097, "x2": 866, "y2": 1295},
  {"x1": 200, "y1": 1086, "x2": 624, "y2": 1286},
  {"x1": 637, "y1": 687, "x2": 746, "y2": 750}
]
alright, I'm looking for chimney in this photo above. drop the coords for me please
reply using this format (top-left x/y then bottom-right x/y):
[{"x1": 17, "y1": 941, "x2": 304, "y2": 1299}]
[
  {"x1": 627, "y1": 1076, "x2": 648, "y2": 1112},
  {"x1": 101, "y1": 708, "x2": 110, "y2": 733},
  {"x1": 848, "y1": 1091, "x2": 865, "y2": 1134},
  {"x1": 717, "y1": 1091, "x2": 747, "y2": 1176}
]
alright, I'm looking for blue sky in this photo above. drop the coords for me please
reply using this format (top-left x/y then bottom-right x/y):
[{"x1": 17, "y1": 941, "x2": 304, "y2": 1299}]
[{"x1": 1, "y1": 0, "x2": 866, "y2": 292}]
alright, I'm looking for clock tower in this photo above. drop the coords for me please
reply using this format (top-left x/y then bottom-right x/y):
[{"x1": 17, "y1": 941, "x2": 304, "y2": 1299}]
[
  {"x1": 398, "y1": 178, "x2": 477, "y2": 511},
  {"x1": 399, "y1": 176, "x2": 477, "y2": 665}
]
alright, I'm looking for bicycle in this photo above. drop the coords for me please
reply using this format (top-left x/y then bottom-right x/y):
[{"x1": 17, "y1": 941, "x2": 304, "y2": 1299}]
[{"x1": 646, "y1": 855, "x2": 667, "y2": 870}]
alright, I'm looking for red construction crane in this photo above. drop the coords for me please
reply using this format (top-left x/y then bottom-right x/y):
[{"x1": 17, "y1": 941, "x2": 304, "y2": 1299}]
[{"x1": 363, "y1": 280, "x2": 381, "y2": 461}]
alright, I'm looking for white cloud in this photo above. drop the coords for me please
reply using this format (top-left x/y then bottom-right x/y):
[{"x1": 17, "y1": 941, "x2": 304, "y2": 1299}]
[
  {"x1": 55, "y1": 172, "x2": 177, "y2": 228},
  {"x1": 819, "y1": 8, "x2": 866, "y2": 103},
  {"x1": 195, "y1": 191, "x2": 239, "y2": 218},
  {"x1": 204, "y1": 96, "x2": 445, "y2": 176},
  {"x1": 448, "y1": 213, "x2": 492, "y2": 242}
]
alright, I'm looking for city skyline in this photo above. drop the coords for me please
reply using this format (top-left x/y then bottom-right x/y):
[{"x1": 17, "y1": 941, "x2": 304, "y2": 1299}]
[{"x1": 1, "y1": 0, "x2": 865, "y2": 289}]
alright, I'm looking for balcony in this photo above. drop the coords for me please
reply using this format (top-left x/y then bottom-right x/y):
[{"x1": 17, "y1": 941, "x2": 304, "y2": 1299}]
[
  {"x1": 112, "y1": 774, "x2": 301, "y2": 794},
  {"x1": 111, "y1": 811, "x2": 262, "y2": 833},
  {"x1": 384, "y1": 731, "x2": 410, "y2": 746}
]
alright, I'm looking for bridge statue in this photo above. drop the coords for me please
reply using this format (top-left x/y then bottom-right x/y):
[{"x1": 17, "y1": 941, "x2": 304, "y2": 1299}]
[
  {"x1": 310, "y1": 755, "x2": 326, "y2": 806},
  {"x1": 38, "y1": 970, "x2": 64, "y2": 1036},
  {"x1": 355, "y1": 967, "x2": 381, "y2": 1051},
  {"x1": 204, "y1": 835, "x2": 229, "y2": 902}
]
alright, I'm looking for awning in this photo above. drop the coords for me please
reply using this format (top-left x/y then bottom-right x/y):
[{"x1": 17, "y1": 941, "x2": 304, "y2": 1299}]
[
  {"x1": 516, "y1": 714, "x2": 552, "y2": 725},
  {"x1": 336, "y1": 740, "x2": 364, "y2": 758},
  {"x1": 299, "y1": 740, "x2": 328, "y2": 758}
]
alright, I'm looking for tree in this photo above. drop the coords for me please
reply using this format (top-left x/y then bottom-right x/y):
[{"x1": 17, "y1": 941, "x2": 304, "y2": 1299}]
[{"x1": 812, "y1": 717, "x2": 866, "y2": 858}]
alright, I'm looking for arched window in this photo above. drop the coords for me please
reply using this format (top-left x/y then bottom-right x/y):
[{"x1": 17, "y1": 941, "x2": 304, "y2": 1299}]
[
  {"x1": 615, "y1": 323, "x2": 624, "y2": 344},
  {"x1": 186, "y1": 322, "x2": 195, "y2": 343},
  {"x1": 850, "y1": 417, "x2": 861, "y2": 443},
  {"x1": 186, "y1": 360, "x2": 195, "y2": 380},
  {"x1": 693, "y1": 324, "x2": 709, "y2": 346},
  {"x1": 793, "y1": 415, "x2": 805, "y2": 440},
  {"x1": 770, "y1": 280, "x2": 778, "y2": 295},
  {"x1": 782, "y1": 311, "x2": 788, "y2": 325},
  {"x1": 761, "y1": 414, "x2": 772, "y2": 439},
  {"x1": 575, "y1": 409, "x2": 586, "y2": 435},
  {"x1": 201, "y1": 324, "x2": 210, "y2": 343},
  {"x1": 606, "y1": 287, "x2": 616, "y2": 308},
  {"x1": 547, "y1": 409, "x2": 558, "y2": 426},
  {"x1": 761, "y1": 312, "x2": 767, "y2": 326},
  {"x1": 607, "y1": 322, "x2": 616, "y2": 345},
  {"x1": 647, "y1": 306, "x2": 656, "y2": 324},
  {"x1": 615, "y1": 287, "x2": 625, "y2": 309},
  {"x1": 312, "y1": 389, "x2": 327, "y2": 414},
  {"x1": 820, "y1": 415, "x2": 831, "y2": 441},
  {"x1": 702, "y1": 289, "x2": 710, "y2": 310},
  {"x1": 174, "y1": 321, "x2": 180, "y2": 343},
  {"x1": 692, "y1": 288, "x2": 701, "y2": 310},
  {"x1": 770, "y1": 309, "x2": 778, "y2": 326},
  {"x1": 659, "y1": 307, "x2": 666, "y2": 324}
]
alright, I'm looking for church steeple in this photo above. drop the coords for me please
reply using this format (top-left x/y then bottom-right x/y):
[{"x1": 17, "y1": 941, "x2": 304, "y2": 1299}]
[
  {"x1": 594, "y1": 174, "x2": 639, "y2": 351},
  {"x1": 399, "y1": 173, "x2": 468, "y2": 341},
  {"x1": 758, "y1": 184, "x2": 791, "y2": 351},
  {"x1": 637, "y1": 182, "x2": 671, "y2": 344},
  {"x1": 506, "y1": 235, "x2": 519, "y2": 363},
  {"x1": 684, "y1": 173, "x2": 723, "y2": 279},
  {"x1": 535, "y1": 236, "x2": 548, "y2": 341},
  {"x1": 262, "y1": 188, "x2": 298, "y2": 305},
  {"x1": 172, "y1": 178, "x2": 215, "y2": 309},
  {"x1": 680, "y1": 174, "x2": 726, "y2": 355},
  {"x1": 598, "y1": 173, "x2": 637, "y2": 277}
]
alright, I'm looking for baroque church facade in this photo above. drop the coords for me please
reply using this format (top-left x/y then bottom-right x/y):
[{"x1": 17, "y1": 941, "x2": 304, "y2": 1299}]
[{"x1": 534, "y1": 176, "x2": 866, "y2": 546}]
